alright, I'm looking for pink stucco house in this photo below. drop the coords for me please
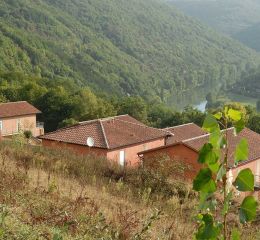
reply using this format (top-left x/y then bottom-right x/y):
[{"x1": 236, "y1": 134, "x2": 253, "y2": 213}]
[
  {"x1": 39, "y1": 115, "x2": 170, "y2": 166},
  {"x1": 0, "y1": 101, "x2": 44, "y2": 137},
  {"x1": 139, "y1": 128, "x2": 260, "y2": 198}
]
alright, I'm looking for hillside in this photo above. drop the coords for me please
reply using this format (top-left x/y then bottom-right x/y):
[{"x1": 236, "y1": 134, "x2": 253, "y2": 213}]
[
  {"x1": 0, "y1": 0, "x2": 259, "y2": 105},
  {"x1": 170, "y1": 0, "x2": 260, "y2": 51},
  {"x1": 234, "y1": 23, "x2": 260, "y2": 52}
]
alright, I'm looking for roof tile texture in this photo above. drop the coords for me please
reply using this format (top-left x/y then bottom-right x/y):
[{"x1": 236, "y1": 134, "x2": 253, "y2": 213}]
[
  {"x1": 164, "y1": 123, "x2": 207, "y2": 144},
  {"x1": 40, "y1": 115, "x2": 168, "y2": 149},
  {"x1": 0, "y1": 101, "x2": 41, "y2": 118},
  {"x1": 183, "y1": 128, "x2": 260, "y2": 164}
]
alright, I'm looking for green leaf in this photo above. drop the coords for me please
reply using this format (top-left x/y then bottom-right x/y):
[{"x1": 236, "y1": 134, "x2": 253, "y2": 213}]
[
  {"x1": 234, "y1": 118, "x2": 245, "y2": 135},
  {"x1": 233, "y1": 169, "x2": 254, "y2": 192},
  {"x1": 231, "y1": 228, "x2": 241, "y2": 240},
  {"x1": 235, "y1": 139, "x2": 248, "y2": 163},
  {"x1": 193, "y1": 168, "x2": 217, "y2": 193},
  {"x1": 214, "y1": 112, "x2": 222, "y2": 120},
  {"x1": 222, "y1": 191, "x2": 232, "y2": 216},
  {"x1": 198, "y1": 192, "x2": 217, "y2": 211},
  {"x1": 195, "y1": 214, "x2": 221, "y2": 240},
  {"x1": 198, "y1": 143, "x2": 218, "y2": 165},
  {"x1": 209, "y1": 129, "x2": 221, "y2": 148},
  {"x1": 228, "y1": 109, "x2": 242, "y2": 122},
  {"x1": 216, "y1": 164, "x2": 226, "y2": 181},
  {"x1": 239, "y1": 196, "x2": 258, "y2": 224},
  {"x1": 203, "y1": 114, "x2": 219, "y2": 133}
]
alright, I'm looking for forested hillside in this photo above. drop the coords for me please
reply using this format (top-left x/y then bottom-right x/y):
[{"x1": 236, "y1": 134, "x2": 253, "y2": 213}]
[
  {"x1": 231, "y1": 67, "x2": 260, "y2": 98},
  {"x1": 0, "y1": 0, "x2": 259, "y2": 105},
  {"x1": 170, "y1": 0, "x2": 260, "y2": 52},
  {"x1": 235, "y1": 24, "x2": 260, "y2": 52}
]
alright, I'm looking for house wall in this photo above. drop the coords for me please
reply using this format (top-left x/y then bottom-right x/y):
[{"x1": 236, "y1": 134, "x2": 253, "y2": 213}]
[
  {"x1": 41, "y1": 139, "x2": 107, "y2": 156},
  {"x1": 231, "y1": 158, "x2": 260, "y2": 200},
  {"x1": 0, "y1": 114, "x2": 43, "y2": 137},
  {"x1": 107, "y1": 138, "x2": 165, "y2": 166},
  {"x1": 142, "y1": 144, "x2": 200, "y2": 179},
  {"x1": 42, "y1": 138, "x2": 165, "y2": 167}
]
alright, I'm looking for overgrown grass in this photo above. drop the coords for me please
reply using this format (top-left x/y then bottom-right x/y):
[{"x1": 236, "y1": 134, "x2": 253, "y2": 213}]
[{"x1": 0, "y1": 139, "x2": 259, "y2": 239}]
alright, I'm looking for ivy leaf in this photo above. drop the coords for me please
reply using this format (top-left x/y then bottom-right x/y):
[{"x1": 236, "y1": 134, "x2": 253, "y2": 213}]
[
  {"x1": 203, "y1": 114, "x2": 219, "y2": 133},
  {"x1": 239, "y1": 196, "x2": 258, "y2": 224},
  {"x1": 195, "y1": 214, "x2": 221, "y2": 240},
  {"x1": 234, "y1": 118, "x2": 245, "y2": 135},
  {"x1": 233, "y1": 169, "x2": 254, "y2": 192},
  {"x1": 235, "y1": 139, "x2": 248, "y2": 163},
  {"x1": 193, "y1": 168, "x2": 217, "y2": 193},
  {"x1": 228, "y1": 109, "x2": 242, "y2": 122}
]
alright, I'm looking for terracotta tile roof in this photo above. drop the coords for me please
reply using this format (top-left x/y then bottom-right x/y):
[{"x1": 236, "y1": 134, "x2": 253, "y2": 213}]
[
  {"x1": 164, "y1": 123, "x2": 207, "y2": 144},
  {"x1": 182, "y1": 128, "x2": 260, "y2": 166},
  {"x1": 139, "y1": 128, "x2": 260, "y2": 167},
  {"x1": 0, "y1": 101, "x2": 41, "y2": 118},
  {"x1": 39, "y1": 115, "x2": 169, "y2": 149}
]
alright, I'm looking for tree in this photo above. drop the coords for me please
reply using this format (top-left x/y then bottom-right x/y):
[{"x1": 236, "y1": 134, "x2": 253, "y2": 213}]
[
  {"x1": 35, "y1": 87, "x2": 74, "y2": 132},
  {"x1": 193, "y1": 107, "x2": 258, "y2": 239},
  {"x1": 257, "y1": 99, "x2": 260, "y2": 112},
  {"x1": 117, "y1": 96, "x2": 148, "y2": 123}
]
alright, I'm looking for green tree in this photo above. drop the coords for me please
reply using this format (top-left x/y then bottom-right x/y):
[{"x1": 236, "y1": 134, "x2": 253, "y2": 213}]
[
  {"x1": 193, "y1": 107, "x2": 258, "y2": 239},
  {"x1": 117, "y1": 96, "x2": 148, "y2": 123},
  {"x1": 257, "y1": 99, "x2": 260, "y2": 112}
]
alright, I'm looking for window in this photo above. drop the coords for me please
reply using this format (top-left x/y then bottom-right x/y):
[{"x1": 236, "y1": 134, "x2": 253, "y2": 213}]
[{"x1": 119, "y1": 151, "x2": 125, "y2": 166}]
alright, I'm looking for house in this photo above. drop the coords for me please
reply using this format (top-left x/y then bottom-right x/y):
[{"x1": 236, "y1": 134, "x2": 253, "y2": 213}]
[
  {"x1": 164, "y1": 123, "x2": 207, "y2": 145},
  {"x1": 139, "y1": 128, "x2": 260, "y2": 193},
  {"x1": 39, "y1": 115, "x2": 170, "y2": 166},
  {"x1": 0, "y1": 101, "x2": 44, "y2": 137}
]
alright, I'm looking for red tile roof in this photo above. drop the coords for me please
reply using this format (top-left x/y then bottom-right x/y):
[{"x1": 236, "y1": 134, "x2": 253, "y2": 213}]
[
  {"x1": 0, "y1": 101, "x2": 41, "y2": 118},
  {"x1": 139, "y1": 128, "x2": 260, "y2": 167},
  {"x1": 183, "y1": 128, "x2": 260, "y2": 166},
  {"x1": 164, "y1": 123, "x2": 206, "y2": 144},
  {"x1": 39, "y1": 115, "x2": 169, "y2": 149}
]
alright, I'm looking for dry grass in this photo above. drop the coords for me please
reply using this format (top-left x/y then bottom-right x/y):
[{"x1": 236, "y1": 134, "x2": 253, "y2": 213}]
[{"x1": 0, "y1": 140, "x2": 259, "y2": 239}]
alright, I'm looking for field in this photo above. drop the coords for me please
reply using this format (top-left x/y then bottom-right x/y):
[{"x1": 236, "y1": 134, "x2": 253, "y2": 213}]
[{"x1": 0, "y1": 138, "x2": 259, "y2": 239}]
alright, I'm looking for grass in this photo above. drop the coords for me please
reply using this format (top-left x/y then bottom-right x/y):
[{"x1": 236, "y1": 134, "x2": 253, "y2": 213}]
[{"x1": 0, "y1": 139, "x2": 259, "y2": 239}]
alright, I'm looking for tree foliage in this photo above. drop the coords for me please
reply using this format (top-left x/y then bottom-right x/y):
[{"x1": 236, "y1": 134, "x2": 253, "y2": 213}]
[
  {"x1": 193, "y1": 107, "x2": 258, "y2": 240},
  {"x1": 0, "y1": 0, "x2": 258, "y2": 104}
]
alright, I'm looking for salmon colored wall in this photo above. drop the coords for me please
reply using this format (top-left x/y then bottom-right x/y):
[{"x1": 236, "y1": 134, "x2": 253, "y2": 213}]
[
  {"x1": 42, "y1": 138, "x2": 165, "y2": 167},
  {"x1": 107, "y1": 138, "x2": 165, "y2": 166},
  {"x1": 0, "y1": 114, "x2": 43, "y2": 137},
  {"x1": 142, "y1": 144, "x2": 200, "y2": 179},
  {"x1": 42, "y1": 139, "x2": 107, "y2": 156},
  {"x1": 231, "y1": 159, "x2": 260, "y2": 200}
]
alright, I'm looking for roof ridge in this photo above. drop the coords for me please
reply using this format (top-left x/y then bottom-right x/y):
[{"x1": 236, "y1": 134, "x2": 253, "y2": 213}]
[
  {"x1": 99, "y1": 120, "x2": 110, "y2": 149},
  {"x1": 0, "y1": 101, "x2": 28, "y2": 105},
  {"x1": 113, "y1": 118, "x2": 170, "y2": 135},
  {"x1": 79, "y1": 114, "x2": 129, "y2": 125},
  {"x1": 164, "y1": 122, "x2": 194, "y2": 129},
  {"x1": 183, "y1": 133, "x2": 210, "y2": 142},
  {"x1": 183, "y1": 127, "x2": 236, "y2": 143}
]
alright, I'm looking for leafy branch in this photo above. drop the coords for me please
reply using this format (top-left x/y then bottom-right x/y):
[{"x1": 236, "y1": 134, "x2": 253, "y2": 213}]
[{"x1": 193, "y1": 107, "x2": 258, "y2": 240}]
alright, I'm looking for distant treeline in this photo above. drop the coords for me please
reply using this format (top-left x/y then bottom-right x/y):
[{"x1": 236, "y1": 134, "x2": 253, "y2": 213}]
[{"x1": 0, "y1": 72, "x2": 259, "y2": 134}]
